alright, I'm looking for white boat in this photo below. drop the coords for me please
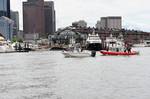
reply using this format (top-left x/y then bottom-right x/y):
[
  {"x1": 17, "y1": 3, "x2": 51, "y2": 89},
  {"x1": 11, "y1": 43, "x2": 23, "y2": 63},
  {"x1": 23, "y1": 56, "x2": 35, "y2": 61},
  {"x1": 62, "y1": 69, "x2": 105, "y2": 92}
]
[
  {"x1": 62, "y1": 43, "x2": 92, "y2": 58},
  {"x1": 132, "y1": 43, "x2": 145, "y2": 47},
  {"x1": 62, "y1": 36, "x2": 96, "y2": 58},
  {"x1": 0, "y1": 37, "x2": 15, "y2": 53},
  {"x1": 144, "y1": 40, "x2": 150, "y2": 47},
  {"x1": 86, "y1": 30, "x2": 102, "y2": 51},
  {"x1": 133, "y1": 40, "x2": 150, "y2": 47}
]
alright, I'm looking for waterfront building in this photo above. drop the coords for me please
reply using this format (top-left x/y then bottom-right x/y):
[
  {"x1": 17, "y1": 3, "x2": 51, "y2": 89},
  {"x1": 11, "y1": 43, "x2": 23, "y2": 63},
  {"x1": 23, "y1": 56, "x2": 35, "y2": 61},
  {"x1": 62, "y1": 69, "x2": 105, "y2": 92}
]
[
  {"x1": 44, "y1": 1, "x2": 56, "y2": 36},
  {"x1": 57, "y1": 26, "x2": 150, "y2": 44},
  {"x1": 50, "y1": 27, "x2": 87, "y2": 46},
  {"x1": 10, "y1": 11, "x2": 19, "y2": 36},
  {"x1": 97, "y1": 16, "x2": 122, "y2": 30},
  {"x1": 0, "y1": 0, "x2": 10, "y2": 18},
  {"x1": 23, "y1": 0, "x2": 45, "y2": 40},
  {"x1": 0, "y1": 16, "x2": 14, "y2": 40}
]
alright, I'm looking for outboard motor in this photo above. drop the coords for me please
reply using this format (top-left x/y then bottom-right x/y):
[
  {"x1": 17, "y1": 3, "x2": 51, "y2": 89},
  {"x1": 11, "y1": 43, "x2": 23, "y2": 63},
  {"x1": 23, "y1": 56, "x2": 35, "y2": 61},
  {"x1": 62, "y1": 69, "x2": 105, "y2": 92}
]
[{"x1": 91, "y1": 50, "x2": 96, "y2": 57}]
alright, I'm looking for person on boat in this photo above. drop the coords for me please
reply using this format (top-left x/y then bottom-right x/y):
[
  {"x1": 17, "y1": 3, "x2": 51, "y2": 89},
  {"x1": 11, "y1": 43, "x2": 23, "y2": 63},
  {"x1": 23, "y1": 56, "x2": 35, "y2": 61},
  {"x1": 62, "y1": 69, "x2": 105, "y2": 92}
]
[
  {"x1": 75, "y1": 43, "x2": 82, "y2": 52},
  {"x1": 81, "y1": 47, "x2": 84, "y2": 52},
  {"x1": 126, "y1": 44, "x2": 132, "y2": 53},
  {"x1": 124, "y1": 48, "x2": 127, "y2": 52},
  {"x1": 106, "y1": 46, "x2": 109, "y2": 51},
  {"x1": 127, "y1": 47, "x2": 131, "y2": 53},
  {"x1": 67, "y1": 44, "x2": 74, "y2": 51},
  {"x1": 116, "y1": 48, "x2": 119, "y2": 52}
]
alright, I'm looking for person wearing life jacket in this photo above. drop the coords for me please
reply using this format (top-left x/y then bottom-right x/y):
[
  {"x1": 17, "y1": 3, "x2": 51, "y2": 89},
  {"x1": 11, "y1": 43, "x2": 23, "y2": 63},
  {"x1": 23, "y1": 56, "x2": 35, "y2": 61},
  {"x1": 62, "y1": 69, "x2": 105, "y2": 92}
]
[{"x1": 127, "y1": 44, "x2": 131, "y2": 53}]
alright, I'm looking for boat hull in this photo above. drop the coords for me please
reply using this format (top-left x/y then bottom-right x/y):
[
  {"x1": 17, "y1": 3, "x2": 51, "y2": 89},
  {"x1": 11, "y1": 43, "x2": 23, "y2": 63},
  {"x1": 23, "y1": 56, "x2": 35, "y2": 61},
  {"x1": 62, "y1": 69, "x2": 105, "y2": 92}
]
[
  {"x1": 62, "y1": 51, "x2": 91, "y2": 58},
  {"x1": 86, "y1": 43, "x2": 102, "y2": 51},
  {"x1": 50, "y1": 47, "x2": 66, "y2": 51},
  {"x1": 100, "y1": 50, "x2": 139, "y2": 56},
  {"x1": 0, "y1": 46, "x2": 15, "y2": 53}
]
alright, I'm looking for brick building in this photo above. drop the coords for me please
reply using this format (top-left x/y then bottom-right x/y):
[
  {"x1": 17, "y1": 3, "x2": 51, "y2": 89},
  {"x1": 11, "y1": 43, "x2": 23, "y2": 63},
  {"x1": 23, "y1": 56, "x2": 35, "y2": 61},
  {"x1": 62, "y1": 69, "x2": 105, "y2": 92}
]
[{"x1": 23, "y1": 0, "x2": 45, "y2": 40}]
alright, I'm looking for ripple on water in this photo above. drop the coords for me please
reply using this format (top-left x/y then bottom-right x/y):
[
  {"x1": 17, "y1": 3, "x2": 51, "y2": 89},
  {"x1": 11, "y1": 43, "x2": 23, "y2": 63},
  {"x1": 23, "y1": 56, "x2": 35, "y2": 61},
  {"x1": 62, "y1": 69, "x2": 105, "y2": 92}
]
[{"x1": 0, "y1": 49, "x2": 150, "y2": 99}]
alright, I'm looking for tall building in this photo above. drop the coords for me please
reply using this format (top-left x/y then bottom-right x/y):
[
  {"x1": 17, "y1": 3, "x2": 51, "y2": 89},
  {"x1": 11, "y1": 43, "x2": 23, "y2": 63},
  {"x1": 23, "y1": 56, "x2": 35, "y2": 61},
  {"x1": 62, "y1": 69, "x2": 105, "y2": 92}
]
[
  {"x1": 23, "y1": 0, "x2": 45, "y2": 40},
  {"x1": 0, "y1": 16, "x2": 14, "y2": 40},
  {"x1": 97, "y1": 16, "x2": 122, "y2": 30},
  {"x1": 10, "y1": 11, "x2": 19, "y2": 36},
  {"x1": 0, "y1": 0, "x2": 10, "y2": 18},
  {"x1": 44, "y1": 1, "x2": 56, "y2": 36}
]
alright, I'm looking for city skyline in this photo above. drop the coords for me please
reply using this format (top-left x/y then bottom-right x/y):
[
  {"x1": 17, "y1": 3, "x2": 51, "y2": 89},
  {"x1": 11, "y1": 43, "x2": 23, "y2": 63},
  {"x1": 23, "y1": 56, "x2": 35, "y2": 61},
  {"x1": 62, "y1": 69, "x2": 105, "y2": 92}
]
[{"x1": 11, "y1": 0, "x2": 150, "y2": 32}]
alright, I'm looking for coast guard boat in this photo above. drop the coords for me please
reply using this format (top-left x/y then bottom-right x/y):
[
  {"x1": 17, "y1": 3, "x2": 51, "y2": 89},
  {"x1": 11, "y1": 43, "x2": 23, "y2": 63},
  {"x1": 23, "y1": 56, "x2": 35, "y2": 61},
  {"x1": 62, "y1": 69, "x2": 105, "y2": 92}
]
[{"x1": 100, "y1": 34, "x2": 139, "y2": 56}]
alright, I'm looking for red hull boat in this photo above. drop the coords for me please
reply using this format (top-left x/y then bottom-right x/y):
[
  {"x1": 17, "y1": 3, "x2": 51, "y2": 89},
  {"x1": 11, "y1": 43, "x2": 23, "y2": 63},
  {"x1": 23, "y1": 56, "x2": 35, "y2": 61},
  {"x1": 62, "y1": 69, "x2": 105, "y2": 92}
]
[{"x1": 100, "y1": 50, "x2": 139, "y2": 56}]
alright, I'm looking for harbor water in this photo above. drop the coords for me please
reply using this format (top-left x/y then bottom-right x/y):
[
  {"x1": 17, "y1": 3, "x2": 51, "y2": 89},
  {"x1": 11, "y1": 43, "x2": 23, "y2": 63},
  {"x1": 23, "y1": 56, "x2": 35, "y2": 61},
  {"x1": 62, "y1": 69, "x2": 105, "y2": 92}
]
[{"x1": 0, "y1": 47, "x2": 150, "y2": 99}]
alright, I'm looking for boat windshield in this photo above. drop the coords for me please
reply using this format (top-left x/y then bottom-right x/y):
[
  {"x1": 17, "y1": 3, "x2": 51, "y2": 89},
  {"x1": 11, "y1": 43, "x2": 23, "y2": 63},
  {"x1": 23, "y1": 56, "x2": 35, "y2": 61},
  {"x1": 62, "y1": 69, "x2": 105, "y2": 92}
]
[
  {"x1": 109, "y1": 47, "x2": 124, "y2": 52},
  {"x1": 146, "y1": 42, "x2": 150, "y2": 44},
  {"x1": 109, "y1": 42, "x2": 116, "y2": 44}
]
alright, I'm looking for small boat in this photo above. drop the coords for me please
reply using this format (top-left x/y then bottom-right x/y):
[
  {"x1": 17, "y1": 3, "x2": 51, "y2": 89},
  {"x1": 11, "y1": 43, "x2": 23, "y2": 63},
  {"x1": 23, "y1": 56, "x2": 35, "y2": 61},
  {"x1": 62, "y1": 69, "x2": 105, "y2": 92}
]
[
  {"x1": 144, "y1": 40, "x2": 150, "y2": 47},
  {"x1": 0, "y1": 37, "x2": 15, "y2": 53},
  {"x1": 100, "y1": 34, "x2": 139, "y2": 56},
  {"x1": 12, "y1": 42, "x2": 31, "y2": 52},
  {"x1": 62, "y1": 42, "x2": 93, "y2": 58},
  {"x1": 132, "y1": 43, "x2": 145, "y2": 47},
  {"x1": 100, "y1": 50, "x2": 139, "y2": 56},
  {"x1": 132, "y1": 40, "x2": 150, "y2": 47}
]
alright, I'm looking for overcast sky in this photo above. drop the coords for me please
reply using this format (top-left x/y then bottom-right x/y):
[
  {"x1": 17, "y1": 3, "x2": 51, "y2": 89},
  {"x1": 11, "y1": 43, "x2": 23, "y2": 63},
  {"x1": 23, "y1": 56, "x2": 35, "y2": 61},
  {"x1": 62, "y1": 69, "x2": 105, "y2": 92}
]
[{"x1": 11, "y1": 0, "x2": 150, "y2": 32}]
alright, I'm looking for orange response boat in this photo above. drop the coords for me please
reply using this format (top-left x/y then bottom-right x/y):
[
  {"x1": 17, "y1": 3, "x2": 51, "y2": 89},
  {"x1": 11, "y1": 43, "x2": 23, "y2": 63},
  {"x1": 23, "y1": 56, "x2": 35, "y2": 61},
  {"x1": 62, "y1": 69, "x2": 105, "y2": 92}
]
[
  {"x1": 100, "y1": 50, "x2": 139, "y2": 56},
  {"x1": 100, "y1": 34, "x2": 139, "y2": 56}
]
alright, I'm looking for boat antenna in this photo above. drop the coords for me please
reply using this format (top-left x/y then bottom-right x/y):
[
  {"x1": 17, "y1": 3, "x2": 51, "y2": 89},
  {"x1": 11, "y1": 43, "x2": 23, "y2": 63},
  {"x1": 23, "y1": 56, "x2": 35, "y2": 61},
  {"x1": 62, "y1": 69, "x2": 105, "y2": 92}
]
[
  {"x1": 110, "y1": 34, "x2": 113, "y2": 38},
  {"x1": 118, "y1": 33, "x2": 124, "y2": 41}
]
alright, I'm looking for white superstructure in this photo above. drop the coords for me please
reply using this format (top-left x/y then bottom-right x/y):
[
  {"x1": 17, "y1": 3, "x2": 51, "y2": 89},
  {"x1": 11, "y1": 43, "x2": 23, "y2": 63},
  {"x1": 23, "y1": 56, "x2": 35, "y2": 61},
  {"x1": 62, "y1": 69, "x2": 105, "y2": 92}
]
[{"x1": 86, "y1": 30, "x2": 102, "y2": 51}]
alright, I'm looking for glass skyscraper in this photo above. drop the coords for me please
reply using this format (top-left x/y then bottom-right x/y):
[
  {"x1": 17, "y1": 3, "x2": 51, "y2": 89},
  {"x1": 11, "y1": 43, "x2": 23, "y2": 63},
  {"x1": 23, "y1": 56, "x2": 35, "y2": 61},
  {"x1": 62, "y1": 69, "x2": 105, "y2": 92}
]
[{"x1": 0, "y1": 0, "x2": 10, "y2": 18}]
